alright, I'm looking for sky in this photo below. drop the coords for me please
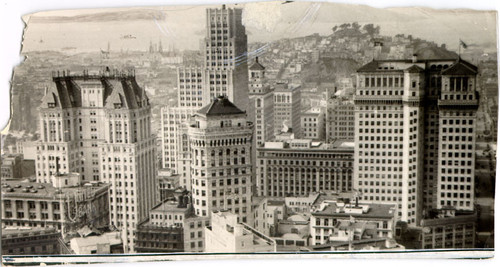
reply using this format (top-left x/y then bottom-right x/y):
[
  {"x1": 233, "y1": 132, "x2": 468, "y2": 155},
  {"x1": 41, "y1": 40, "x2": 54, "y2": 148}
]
[{"x1": 21, "y1": 1, "x2": 498, "y2": 54}]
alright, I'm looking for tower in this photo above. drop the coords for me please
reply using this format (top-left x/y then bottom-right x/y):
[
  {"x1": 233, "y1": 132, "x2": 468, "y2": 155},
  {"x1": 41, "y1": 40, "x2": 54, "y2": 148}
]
[
  {"x1": 248, "y1": 57, "x2": 274, "y2": 146},
  {"x1": 187, "y1": 96, "x2": 253, "y2": 224}
]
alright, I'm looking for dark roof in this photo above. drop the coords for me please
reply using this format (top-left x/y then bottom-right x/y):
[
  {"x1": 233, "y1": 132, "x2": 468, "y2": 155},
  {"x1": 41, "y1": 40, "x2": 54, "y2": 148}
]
[
  {"x1": 357, "y1": 60, "x2": 380, "y2": 72},
  {"x1": 249, "y1": 58, "x2": 265, "y2": 71},
  {"x1": 40, "y1": 74, "x2": 147, "y2": 110},
  {"x1": 197, "y1": 96, "x2": 245, "y2": 116},
  {"x1": 405, "y1": 65, "x2": 424, "y2": 73},
  {"x1": 441, "y1": 58, "x2": 478, "y2": 75}
]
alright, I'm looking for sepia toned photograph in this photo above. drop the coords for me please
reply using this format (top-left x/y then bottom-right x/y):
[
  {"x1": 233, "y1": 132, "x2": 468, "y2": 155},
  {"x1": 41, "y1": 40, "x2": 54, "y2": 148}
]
[{"x1": 0, "y1": 0, "x2": 497, "y2": 265}]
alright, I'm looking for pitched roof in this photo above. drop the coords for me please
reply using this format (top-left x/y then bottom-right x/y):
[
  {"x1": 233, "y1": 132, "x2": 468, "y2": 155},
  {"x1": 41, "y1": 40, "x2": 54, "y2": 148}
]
[
  {"x1": 197, "y1": 96, "x2": 245, "y2": 116},
  {"x1": 405, "y1": 65, "x2": 424, "y2": 73},
  {"x1": 43, "y1": 74, "x2": 148, "y2": 110},
  {"x1": 249, "y1": 57, "x2": 265, "y2": 71},
  {"x1": 441, "y1": 58, "x2": 478, "y2": 75},
  {"x1": 357, "y1": 60, "x2": 380, "y2": 72}
]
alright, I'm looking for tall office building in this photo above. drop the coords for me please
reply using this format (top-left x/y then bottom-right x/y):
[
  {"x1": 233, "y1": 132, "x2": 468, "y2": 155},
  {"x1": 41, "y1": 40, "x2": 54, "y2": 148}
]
[
  {"x1": 273, "y1": 83, "x2": 301, "y2": 137},
  {"x1": 248, "y1": 57, "x2": 274, "y2": 147},
  {"x1": 354, "y1": 57, "x2": 478, "y2": 226},
  {"x1": 176, "y1": 5, "x2": 248, "y2": 111},
  {"x1": 187, "y1": 96, "x2": 253, "y2": 224},
  {"x1": 161, "y1": 106, "x2": 195, "y2": 190},
  {"x1": 36, "y1": 70, "x2": 157, "y2": 252},
  {"x1": 325, "y1": 90, "x2": 355, "y2": 142},
  {"x1": 162, "y1": 5, "x2": 249, "y2": 181},
  {"x1": 203, "y1": 6, "x2": 248, "y2": 111}
]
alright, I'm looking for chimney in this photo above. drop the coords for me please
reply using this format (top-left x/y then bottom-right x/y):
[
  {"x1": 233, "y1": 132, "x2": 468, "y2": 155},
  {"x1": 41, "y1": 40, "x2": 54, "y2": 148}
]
[
  {"x1": 255, "y1": 57, "x2": 259, "y2": 63},
  {"x1": 412, "y1": 54, "x2": 418, "y2": 63},
  {"x1": 222, "y1": 4, "x2": 226, "y2": 9}
]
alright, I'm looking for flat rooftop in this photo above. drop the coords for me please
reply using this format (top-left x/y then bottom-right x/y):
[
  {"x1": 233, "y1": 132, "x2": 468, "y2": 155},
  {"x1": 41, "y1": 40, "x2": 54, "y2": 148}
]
[
  {"x1": 1, "y1": 180, "x2": 109, "y2": 200},
  {"x1": 313, "y1": 202, "x2": 396, "y2": 219}
]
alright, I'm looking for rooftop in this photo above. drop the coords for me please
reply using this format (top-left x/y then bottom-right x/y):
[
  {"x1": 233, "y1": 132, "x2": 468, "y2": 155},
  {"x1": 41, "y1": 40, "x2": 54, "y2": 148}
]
[
  {"x1": 312, "y1": 201, "x2": 396, "y2": 219},
  {"x1": 2, "y1": 227, "x2": 59, "y2": 238},
  {"x1": 42, "y1": 70, "x2": 147, "y2": 110},
  {"x1": 197, "y1": 96, "x2": 245, "y2": 116},
  {"x1": 249, "y1": 57, "x2": 265, "y2": 71},
  {"x1": 1, "y1": 180, "x2": 109, "y2": 200}
]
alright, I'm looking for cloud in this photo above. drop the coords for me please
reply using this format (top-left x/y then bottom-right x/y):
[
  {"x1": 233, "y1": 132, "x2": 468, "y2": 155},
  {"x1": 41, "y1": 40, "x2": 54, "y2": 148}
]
[{"x1": 29, "y1": 9, "x2": 168, "y2": 23}]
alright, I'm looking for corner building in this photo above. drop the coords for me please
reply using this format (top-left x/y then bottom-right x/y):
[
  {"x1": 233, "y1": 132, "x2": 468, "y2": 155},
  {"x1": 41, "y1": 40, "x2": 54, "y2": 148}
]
[
  {"x1": 187, "y1": 96, "x2": 253, "y2": 224},
  {"x1": 354, "y1": 57, "x2": 479, "y2": 226}
]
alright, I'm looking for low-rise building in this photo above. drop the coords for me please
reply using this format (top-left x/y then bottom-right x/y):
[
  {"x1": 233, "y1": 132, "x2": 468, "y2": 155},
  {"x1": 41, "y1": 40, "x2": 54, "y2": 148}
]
[
  {"x1": 396, "y1": 208, "x2": 476, "y2": 249},
  {"x1": 205, "y1": 210, "x2": 277, "y2": 253},
  {"x1": 285, "y1": 193, "x2": 321, "y2": 214},
  {"x1": 275, "y1": 214, "x2": 310, "y2": 250},
  {"x1": 310, "y1": 200, "x2": 397, "y2": 247},
  {"x1": 1, "y1": 227, "x2": 70, "y2": 255},
  {"x1": 135, "y1": 192, "x2": 209, "y2": 253},
  {"x1": 70, "y1": 231, "x2": 123, "y2": 254},
  {"x1": 1, "y1": 173, "x2": 109, "y2": 235},
  {"x1": 253, "y1": 198, "x2": 286, "y2": 236}
]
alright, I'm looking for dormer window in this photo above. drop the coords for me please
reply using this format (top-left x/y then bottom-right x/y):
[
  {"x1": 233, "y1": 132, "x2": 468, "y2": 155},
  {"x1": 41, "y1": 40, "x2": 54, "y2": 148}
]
[
  {"x1": 48, "y1": 103, "x2": 56, "y2": 108},
  {"x1": 114, "y1": 103, "x2": 122, "y2": 109}
]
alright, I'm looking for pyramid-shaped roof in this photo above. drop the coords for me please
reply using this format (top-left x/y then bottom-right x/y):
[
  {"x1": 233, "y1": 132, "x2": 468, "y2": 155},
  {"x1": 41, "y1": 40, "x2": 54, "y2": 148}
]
[
  {"x1": 405, "y1": 65, "x2": 424, "y2": 73},
  {"x1": 357, "y1": 60, "x2": 380, "y2": 72},
  {"x1": 249, "y1": 57, "x2": 265, "y2": 71},
  {"x1": 441, "y1": 58, "x2": 478, "y2": 76},
  {"x1": 197, "y1": 96, "x2": 245, "y2": 116}
]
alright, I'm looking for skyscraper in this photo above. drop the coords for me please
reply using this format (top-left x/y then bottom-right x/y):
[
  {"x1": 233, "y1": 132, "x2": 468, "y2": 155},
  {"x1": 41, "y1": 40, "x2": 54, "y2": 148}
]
[
  {"x1": 176, "y1": 5, "x2": 248, "y2": 111},
  {"x1": 162, "y1": 5, "x2": 249, "y2": 182},
  {"x1": 187, "y1": 96, "x2": 253, "y2": 224},
  {"x1": 36, "y1": 70, "x2": 157, "y2": 252},
  {"x1": 354, "y1": 57, "x2": 478, "y2": 226}
]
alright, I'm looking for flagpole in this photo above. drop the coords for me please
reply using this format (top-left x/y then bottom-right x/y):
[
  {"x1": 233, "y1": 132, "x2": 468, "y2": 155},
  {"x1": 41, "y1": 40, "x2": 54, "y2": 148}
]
[{"x1": 458, "y1": 38, "x2": 461, "y2": 57}]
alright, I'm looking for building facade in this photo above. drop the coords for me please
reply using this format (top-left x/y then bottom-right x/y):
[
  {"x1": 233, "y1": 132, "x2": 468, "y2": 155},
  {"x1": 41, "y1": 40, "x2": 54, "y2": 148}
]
[
  {"x1": 187, "y1": 96, "x2": 254, "y2": 224},
  {"x1": 256, "y1": 139, "x2": 354, "y2": 197},
  {"x1": 35, "y1": 70, "x2": 157, "y2": 252},
  {"x1": 354, "y1": 57, "x2": 479, "y2": 226}
]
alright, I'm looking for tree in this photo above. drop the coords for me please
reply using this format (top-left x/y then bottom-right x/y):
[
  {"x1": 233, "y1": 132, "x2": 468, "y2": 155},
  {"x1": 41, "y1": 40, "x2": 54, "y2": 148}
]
[{"x1": 363, "y1": 24, "x2": 380, "y2": 37}]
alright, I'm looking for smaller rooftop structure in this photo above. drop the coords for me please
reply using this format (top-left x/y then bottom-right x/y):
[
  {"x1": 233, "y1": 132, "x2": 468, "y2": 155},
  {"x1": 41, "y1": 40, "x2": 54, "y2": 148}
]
[{"x1": 312, "y1": 201, "x2": 396, "y2": 219}]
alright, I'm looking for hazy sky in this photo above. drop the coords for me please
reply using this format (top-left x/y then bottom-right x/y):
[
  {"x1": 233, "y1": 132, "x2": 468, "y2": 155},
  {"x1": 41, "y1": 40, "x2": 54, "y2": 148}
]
[{"x1": 21, "y1": 1, "x2": 498, "y2": 53}]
